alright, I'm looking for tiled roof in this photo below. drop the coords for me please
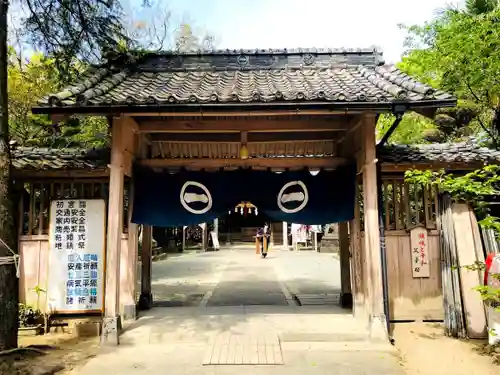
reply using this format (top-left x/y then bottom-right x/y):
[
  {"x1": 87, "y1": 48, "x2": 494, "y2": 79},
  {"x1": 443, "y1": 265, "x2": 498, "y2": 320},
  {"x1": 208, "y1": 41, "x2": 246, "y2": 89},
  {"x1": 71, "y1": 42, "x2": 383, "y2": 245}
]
[
  {"x1": 12, "y1": 147, "x2": 109, "y2": 171},
  {"x1": 378, "y1": 142, "x2": 500, "y2": 165},
  {"x1": 10, "y1": 143, "x2": 499, "y2": 173},
  {"x1": 34, "y1": 48, "x2": 455, "y2": 112}
]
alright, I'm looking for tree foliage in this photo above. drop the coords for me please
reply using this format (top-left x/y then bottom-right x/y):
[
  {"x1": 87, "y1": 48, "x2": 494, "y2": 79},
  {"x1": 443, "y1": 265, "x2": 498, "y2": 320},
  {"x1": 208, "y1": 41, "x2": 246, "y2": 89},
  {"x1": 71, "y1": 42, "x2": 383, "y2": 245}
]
[
  {"x1": 405, "y1": 166, "x2": 500, "y2": 312},
  {"x1": 377, "y1": 113, "x2": 436, "y2": 144},
  {"x1": 7, "y1": 1, "x2": 215, "y2": 150},
  {"x1": 0, "y1": 0, "x2": 134, "y2": 350},
  {"x1": 7, "y1": 49, "x2": 108, "y2": 148},
  {"x1": 22, "y1": 0, "x2": 129, "y2": 76},
  {"x1": 395, "y1": 4, "x2": 500, "y2": 147}
]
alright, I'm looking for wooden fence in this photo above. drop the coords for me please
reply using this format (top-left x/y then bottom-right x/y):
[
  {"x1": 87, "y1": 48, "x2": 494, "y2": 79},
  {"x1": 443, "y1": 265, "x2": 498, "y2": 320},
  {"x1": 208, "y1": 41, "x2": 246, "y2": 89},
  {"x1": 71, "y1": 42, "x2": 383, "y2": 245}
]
[{"x1": 356, "y1": 177, "x2": 444, "y2": 321}]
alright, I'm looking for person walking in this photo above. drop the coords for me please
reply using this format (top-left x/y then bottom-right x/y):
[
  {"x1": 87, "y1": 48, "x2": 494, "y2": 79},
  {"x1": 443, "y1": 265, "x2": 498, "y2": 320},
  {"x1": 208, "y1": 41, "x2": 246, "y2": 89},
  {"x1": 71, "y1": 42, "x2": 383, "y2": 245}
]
[{"x1": 256, "y1": 223, "x2": 271, "y2": 258}]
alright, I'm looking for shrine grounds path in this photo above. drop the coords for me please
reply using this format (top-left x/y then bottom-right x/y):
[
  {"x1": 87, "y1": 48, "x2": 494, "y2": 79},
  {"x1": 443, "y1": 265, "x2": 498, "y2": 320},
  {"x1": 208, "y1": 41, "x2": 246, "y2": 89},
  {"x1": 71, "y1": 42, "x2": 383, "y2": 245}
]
[{"x1": 71, "y1": 248, "x2": 404, "y2": 375}]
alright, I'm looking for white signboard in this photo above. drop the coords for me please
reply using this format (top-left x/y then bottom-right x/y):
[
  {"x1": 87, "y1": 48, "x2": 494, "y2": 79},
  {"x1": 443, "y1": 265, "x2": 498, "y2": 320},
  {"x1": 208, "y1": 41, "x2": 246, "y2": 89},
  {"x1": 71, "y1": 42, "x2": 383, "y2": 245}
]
[
  {"x1": 410, "y1": 226, "x2": 430, "y2": 278},
  {"x1": 210, "y1": 231, "x2": 220, "y2": 249},
  {"x1": 47, "y1": 199, "x2": 106, "y2": 313}
]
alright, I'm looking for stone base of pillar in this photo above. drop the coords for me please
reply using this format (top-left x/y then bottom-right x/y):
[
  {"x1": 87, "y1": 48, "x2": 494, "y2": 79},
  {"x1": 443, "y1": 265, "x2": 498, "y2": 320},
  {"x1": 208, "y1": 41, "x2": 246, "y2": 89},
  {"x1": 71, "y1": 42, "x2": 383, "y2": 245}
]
[
  {"x1": 101, "y1": 316, "x2": 121, "y2": 346},
  {"x1": 369, "y1": 314, "x2": 388, "y2": 342},
  {"x1": 138, "y1": 292, "x2": 153, "y2": 310},
  {"x1": 340, "y1": 292, "x2": 353, "y2": 309},
  {"x1": 122, "y1": 304, "x2": 137, "y2": 321}
]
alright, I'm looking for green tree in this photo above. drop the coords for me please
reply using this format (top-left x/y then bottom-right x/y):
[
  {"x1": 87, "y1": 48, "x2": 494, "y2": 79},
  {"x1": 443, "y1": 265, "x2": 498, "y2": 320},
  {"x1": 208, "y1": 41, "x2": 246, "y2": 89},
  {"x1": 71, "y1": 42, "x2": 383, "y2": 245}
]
[
  {"x1": 397, "y1": 2, "x2": 500, "y2": 345},
  {"x1": 8, "y1": 51, "x2": 109, "y2": 148},
  {"x1": 399, "y1": 6, "x2": 500, "y2": 147},
  {"x1": 0, "y1": 0, "x2": 128, "y2": 351},
  {"x1": 405, "y1": 167, "x2": 500, "y2": 316},
  {"x1": 377, "y1": 113, "x2": 436, "y2": 144},
  {"x1": 465, "y1": 0, "x2": 498, "y2": 15},
  {"x1": 7, "y1": 50, "x2": 57, "y2": 144}
]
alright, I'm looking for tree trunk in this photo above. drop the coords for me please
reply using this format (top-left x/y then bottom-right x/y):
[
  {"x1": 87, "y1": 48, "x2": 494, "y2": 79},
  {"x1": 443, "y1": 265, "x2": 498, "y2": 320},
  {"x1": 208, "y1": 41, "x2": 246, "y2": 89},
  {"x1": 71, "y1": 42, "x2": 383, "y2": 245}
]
[
  {"x1": 493, "y1": 107, "x2": 500, "y2": 149},
  {"x1": 0, "y1": 0, "x2": 19, "y2": 351}
]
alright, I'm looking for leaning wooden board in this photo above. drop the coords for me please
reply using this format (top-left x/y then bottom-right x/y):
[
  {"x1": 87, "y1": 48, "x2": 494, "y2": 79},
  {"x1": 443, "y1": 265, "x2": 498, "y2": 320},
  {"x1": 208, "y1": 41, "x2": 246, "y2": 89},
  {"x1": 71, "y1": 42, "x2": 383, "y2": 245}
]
[{"x1": 452, "y1": 203, "x2": 487, "y2": 339}]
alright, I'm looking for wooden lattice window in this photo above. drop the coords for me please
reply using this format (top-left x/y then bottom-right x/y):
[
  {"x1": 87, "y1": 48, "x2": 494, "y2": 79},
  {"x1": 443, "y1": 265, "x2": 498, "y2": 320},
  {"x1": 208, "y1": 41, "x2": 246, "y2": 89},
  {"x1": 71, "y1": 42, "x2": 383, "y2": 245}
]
[
  {"x1": 18, "y1": 180, "x2": 130, "y2": 236},
  {"x1": 357, "y1": 177, "x2": 438, "y2": 231}
]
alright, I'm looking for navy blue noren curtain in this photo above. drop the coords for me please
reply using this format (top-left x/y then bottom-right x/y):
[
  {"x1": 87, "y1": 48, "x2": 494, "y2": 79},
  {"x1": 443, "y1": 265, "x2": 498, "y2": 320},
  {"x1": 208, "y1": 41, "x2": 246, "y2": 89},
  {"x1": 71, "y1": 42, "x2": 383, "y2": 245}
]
[{"x1": 132, "y1": 164, "x2": 356, "y2": 228}]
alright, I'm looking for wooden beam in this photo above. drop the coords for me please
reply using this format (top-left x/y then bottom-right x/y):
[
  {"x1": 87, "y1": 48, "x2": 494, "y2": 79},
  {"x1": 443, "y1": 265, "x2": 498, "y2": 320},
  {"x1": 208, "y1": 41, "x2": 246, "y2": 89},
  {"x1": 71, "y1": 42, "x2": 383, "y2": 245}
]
[
  {"x1": 12, "y1": 169, "x2": 110, "y2": 180},
  {"x1": 138, "y1": 118, "x2": 350, "y2": 133},
  {"x1": 380, "y1": 162, "x2": 489, "y2": 173},
  {"x1": 49, "y1": 114, "x2": 69, "y2": 124},
  {"x1": 150, "y1": 131, "x2": 340, "y2": 143},
  {"x1": 120, "y1": 117, "x2": 139, "y2": 177},
  {"x1": 130, "y1": 110, "x2": 360, "y2": 118},
  {"x1": 337, "y1": 115, "x2": 364, "y2": 157},
  {"x1": 250, "y1": 131, "x2": 338, "y2": 142},
  {"x1": 137, "y1": 157, "x2": 348, "y2": 170}
]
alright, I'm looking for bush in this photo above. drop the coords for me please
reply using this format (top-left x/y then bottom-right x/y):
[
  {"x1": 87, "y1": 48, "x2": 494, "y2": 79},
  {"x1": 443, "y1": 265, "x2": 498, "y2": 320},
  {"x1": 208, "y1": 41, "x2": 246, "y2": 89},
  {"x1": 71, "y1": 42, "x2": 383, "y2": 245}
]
[{"x1": 18, "y1": 303, "x2": 42, "y2": 327}]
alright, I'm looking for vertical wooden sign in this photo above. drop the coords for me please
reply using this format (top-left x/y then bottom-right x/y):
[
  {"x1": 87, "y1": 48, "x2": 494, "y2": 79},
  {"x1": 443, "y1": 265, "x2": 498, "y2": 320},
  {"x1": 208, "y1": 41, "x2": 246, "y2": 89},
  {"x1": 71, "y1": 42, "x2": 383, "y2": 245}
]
[{"x1": 410, "y1": 226, "x2": 430, "y2": 278}]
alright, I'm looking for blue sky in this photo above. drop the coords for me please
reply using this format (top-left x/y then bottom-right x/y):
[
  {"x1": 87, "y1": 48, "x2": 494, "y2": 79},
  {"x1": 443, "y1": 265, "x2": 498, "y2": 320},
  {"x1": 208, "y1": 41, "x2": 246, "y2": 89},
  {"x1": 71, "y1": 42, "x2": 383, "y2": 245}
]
[{"x1": 123, "y1": 0, "x2": 463, "y2": 63}]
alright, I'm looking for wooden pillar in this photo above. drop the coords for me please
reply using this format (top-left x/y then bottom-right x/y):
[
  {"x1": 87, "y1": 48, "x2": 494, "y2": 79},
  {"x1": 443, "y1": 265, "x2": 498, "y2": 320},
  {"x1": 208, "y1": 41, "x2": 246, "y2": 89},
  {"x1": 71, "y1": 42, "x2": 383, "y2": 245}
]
[
  {"x1": 339, "y1": 222, "x2": 352, "y2": 308},
  {"x1": 213, "y1": 218, "x2": 219, "y2": 237},
  {"x1": 102, "y1": 118, "x2": 126, "y2": 345},
  {"x1": 350, "y1": 184, "x2": 365, "y2": 318},
  {"x1": 360, "y1": 115, "x2": 387, "y2": 340},
  {"x1": 182, "y1": 226, "x2": 186, "y2": 252},
  {"x1": 138, "y1": 134, "x2": 153, "y2": 310},
  {"x1": 138, "y1": 225, "x2": 153, "y2": 309},
  {"x1": 282, "y1": 221, "x2": 288, "y2": 249},
  {"x1": 201, "y1": 223, "x2": 208, "y2": 251},
  {"x1": 120, "y1": 180, "x2": 138, "y2": 321}
]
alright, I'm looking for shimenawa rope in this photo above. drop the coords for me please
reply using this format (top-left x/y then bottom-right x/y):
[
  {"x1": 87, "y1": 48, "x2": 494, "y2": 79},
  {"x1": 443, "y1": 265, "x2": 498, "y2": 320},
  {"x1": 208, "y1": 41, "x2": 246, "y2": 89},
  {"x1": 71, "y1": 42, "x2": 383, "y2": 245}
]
[{"x1": 0, "y1": 237, "x2": 20, "y2": 278}]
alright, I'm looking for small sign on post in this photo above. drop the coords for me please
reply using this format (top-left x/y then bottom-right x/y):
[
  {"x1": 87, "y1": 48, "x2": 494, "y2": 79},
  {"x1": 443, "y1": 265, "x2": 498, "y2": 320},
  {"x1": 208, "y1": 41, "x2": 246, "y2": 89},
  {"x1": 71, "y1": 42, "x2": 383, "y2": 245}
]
[
  {"x1": 210, "y1": 231, "x2": 220, "y2": 250},
  {"x1": 410, "y1": 226, "x2": 430, "y2": 278}
]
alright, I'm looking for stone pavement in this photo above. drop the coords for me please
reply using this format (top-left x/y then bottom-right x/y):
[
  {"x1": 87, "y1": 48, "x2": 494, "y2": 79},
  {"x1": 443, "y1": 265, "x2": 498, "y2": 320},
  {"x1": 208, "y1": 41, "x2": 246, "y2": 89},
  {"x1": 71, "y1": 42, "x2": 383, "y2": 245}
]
[{"x1": 71, "y1": 248, "x2": 405, "y2": 375}]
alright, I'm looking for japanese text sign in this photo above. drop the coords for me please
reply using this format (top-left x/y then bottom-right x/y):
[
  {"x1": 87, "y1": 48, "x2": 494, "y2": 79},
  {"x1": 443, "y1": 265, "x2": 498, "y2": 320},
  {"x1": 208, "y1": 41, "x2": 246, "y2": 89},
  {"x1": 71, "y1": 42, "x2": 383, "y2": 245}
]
[
  {"x1": 47, "y1": 199, "x2": 106, "y2": 313},
  {"x1": 410, "y1": 227, "x2": 430, "y2": 278}
]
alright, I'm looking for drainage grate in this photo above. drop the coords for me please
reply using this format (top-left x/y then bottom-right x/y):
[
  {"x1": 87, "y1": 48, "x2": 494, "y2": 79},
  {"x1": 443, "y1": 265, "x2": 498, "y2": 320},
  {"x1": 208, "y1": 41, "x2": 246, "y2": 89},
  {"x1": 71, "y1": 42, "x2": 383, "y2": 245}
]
[
  {"x1": 203, "y1": 332, "x2": 283, "y2": 365},
  {"x1": 293, "y1": 293, "x2": 340, "y2": 306},
  {"x1": 153, "y1": 293, "x2": 205, "y2": 307}
]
